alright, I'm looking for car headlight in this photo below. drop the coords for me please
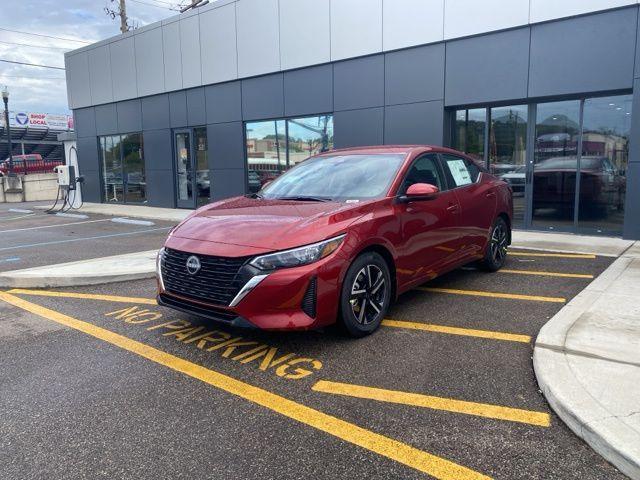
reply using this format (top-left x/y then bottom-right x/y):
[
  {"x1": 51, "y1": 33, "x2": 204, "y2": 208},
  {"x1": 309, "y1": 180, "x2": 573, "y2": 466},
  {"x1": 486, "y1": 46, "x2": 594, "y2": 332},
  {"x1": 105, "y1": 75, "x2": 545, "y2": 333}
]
[{"x1": 249, "y1": 234, "x2": 346, "y2": 270}]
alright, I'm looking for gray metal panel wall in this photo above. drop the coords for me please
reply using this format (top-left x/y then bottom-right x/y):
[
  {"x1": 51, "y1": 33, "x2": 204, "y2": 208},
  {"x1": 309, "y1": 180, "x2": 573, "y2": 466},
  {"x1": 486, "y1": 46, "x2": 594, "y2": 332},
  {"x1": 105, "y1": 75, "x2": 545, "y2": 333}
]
[
  {"x1": 205, "y1": 82, "x2": 242, "y2": 124},
  {"x1": 76, "y1": 136, "x2": 101, "y2": 203},
  {"x1": 141, "y1": 95, "x2": 171, "y2": 131},
  {"x1": 208, "y1": 121, "x2": 246, "y2": 200},
  {"x1": 143, "y1": 129, "x2": 175, "y2": 208},
  {"x1": 284, "y1": 65, "x2": 333, "y2": 117},
  {"x1": 334, "y1": 55, "x2": 385, "y2": 111},
  {"x1": 116, "y1": 99, "x2": 142, "y2": 133},
  {"x1": 94, "y1": 104, "x2": 118, "y2": 136},
  {"x1": 636, "y1": 7, "x2": 640, "y2": 80},
  {"x1": 207, "y1": 122, "x2": 245, "y2": 170},
  {"x1": 169, "y1": 91, "x2": 188, "y2": 128},
  {"x1": 445, "y1": 28, "x2": 529, "y2": 106},
  {"x1": 385, "y1": 45, "x2": 445, "y2": 106},
  {"x1": 384, "y1": 101, "x2": 444, "y2": 145},
  {"x1": 143, "y1": 129, "x2": 174, "y2": 172},
  {"x1": 334, "y1": 107, "x2": 384, "y2": 148},
  {"x1": 74, "y1": 108, "x2": 96, "y2": 139},
  {"x1": 241, "y1": 74, "x2": 284, "y2": 120},
  {"x1": 529, "y1": 8, "x2": 637, "y2": 97},
  {"x1": 186, "y1": 88, "x2": 206, "y2": 126}
]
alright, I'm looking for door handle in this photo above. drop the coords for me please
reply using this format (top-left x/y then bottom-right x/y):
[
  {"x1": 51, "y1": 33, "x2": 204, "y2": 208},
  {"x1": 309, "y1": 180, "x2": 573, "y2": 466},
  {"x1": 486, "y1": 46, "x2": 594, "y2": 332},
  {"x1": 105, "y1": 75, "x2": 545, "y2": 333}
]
[
  {"x1": 446, "y1": 204, "x2": 459, "y2": 213},
  {"x1": 486, "y1": 191, "x2": 496, "y2": 199}
]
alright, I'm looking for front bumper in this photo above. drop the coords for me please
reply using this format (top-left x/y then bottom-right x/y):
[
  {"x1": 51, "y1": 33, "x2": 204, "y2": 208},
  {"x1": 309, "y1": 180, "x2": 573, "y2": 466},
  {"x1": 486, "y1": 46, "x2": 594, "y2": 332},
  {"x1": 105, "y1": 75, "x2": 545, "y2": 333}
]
[{"x1": 157, "y1": 246, "x2": 348, "y2": 330}]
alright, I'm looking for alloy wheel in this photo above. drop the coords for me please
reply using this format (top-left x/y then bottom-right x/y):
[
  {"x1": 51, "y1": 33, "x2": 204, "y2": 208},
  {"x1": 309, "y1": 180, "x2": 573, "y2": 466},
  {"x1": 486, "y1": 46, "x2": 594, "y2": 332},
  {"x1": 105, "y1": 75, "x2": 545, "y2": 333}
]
[
  {"x1": 349, "y1": 264, "x2": 386, "y2": 325},
  {"x1": 490, "y1": 223, "x2": 508, "y2": 264}
]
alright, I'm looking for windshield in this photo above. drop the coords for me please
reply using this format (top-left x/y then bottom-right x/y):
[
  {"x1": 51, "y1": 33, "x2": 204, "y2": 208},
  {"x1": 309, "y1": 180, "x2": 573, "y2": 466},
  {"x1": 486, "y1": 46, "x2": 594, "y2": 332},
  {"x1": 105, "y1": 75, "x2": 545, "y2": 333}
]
[{"x1": 260, "y1": 154, "x2": 406, "y2": 201}]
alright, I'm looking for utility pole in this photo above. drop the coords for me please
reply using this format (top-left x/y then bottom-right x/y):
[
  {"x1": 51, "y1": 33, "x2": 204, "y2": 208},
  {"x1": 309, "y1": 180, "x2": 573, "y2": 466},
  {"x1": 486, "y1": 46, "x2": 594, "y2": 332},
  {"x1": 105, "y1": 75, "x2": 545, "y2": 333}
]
[
  {"x1": 180, "y1": 0, "x2": 209, "y2": 13},
  {"x1": 119, "y1": 0, "x2": 128, "y2": 34},
  {"x1": 105, "y1": 0, "x2": 130, "y2": 33}
]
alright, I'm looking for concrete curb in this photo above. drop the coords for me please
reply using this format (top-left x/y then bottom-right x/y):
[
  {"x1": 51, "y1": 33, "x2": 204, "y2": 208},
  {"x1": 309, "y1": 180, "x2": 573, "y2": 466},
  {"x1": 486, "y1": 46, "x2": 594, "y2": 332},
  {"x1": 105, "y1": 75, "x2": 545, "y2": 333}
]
[
  {"x1": 533, "y1": 249, "x2": 640, "y2": 480},
  {"x1": 0, "y1": 250, "x2": 158, "y2": 289}
]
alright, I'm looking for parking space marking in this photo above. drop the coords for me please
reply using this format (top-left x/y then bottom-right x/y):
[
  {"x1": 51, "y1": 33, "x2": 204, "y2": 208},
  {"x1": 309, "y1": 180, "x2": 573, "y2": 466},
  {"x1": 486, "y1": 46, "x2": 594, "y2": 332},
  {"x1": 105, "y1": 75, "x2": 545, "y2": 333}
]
[
  {"x1": 0, "y1": 291, "x2": 491, "y2": 480},
  {"x1": 2, "y1": 218, "x2": 112, "y2": 234},
  {"x1": 7, "y1": 289, "x2": 157, "y2": 305},
  {"x1": 313, "y1": 381, "x2": 550, "y2": 427},
  {"x1": 0, "y1": 213, "x2": 36, "y2": 222},
  {"x1": 509, "y1": 251, "x2": 596, "y2": 259},
  {"x1": 8, "y1": 208, "x2": 33, "y2": 213},
  {"x1": 417, "y1": 287, "x2": 566, "y2": 303},
  {"x1": 382, "y1": 319, "x2": 531, "y2": 343},
  {"x1": 0, "y1": 227, "x2": 171, "y2": 252},
  {"x1": 499, "y1": 269, "x2": 594, "y2": 279}
]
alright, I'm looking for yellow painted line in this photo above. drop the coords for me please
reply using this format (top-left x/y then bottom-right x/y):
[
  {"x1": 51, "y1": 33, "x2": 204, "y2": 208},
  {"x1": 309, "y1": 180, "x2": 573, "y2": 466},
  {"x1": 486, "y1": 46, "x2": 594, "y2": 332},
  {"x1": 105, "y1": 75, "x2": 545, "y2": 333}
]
[
  {"x1": 0, "y1": 291, "x2": 490, "y2": 480},
  {"x1": 417, "y1": 287, "x2": 566, "y2": 303},
  {"x1": 7, "y1": 289, "x2": 157, "y2": 305},
  {"x1": 500, "y1": 269, "x2": 593, "y2": 279},
  {"x1": 382, "y1": 319, "x2": 531, "y2": 344},
  {"x1": 313, "y1": 380, "x2": 550, "y2": 428},
  {"x1": 509, "y1": 251, "x2": 596, "y2": 259}
]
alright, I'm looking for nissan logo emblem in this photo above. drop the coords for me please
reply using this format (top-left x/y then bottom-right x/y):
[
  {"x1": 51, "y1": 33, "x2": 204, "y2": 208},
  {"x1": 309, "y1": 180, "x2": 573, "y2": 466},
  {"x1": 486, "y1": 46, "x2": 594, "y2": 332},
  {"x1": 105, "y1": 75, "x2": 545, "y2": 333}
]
[{"x1": 186, "y1": 255, "x2": 201, "y2": 275}]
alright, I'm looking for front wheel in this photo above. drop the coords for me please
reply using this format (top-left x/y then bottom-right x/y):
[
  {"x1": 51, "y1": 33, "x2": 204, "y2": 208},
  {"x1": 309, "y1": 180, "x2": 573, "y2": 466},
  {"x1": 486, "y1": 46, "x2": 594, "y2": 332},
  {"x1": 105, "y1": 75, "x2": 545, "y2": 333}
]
[
  {"x1": 339, "y1": 252, "x2": 392, "y2": 337},
  {"x1": 480, "y1": 217, "x2": 509, "y2": 271}
]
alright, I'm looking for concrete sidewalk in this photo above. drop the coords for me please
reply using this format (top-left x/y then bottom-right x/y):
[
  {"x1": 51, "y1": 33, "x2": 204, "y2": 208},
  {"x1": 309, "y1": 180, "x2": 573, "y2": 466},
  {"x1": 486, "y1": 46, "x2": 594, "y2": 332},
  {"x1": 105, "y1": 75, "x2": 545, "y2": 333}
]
[
  {"x1": 534, "y1": 242, "x2": 640, "y2": 480},
  {"x1": 0, "y1": 250, "x2": 159, "y2": 288},
  {"x1": 34, "y1": 202, "x2": 191, "y2": 223}
]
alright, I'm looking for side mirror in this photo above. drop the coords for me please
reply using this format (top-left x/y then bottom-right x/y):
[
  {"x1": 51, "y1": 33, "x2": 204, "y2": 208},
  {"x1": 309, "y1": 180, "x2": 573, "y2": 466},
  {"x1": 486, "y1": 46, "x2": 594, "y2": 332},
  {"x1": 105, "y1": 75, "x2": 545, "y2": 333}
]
[{"x1": 400, "y1": 183, "x2": 439, "y2": 202}]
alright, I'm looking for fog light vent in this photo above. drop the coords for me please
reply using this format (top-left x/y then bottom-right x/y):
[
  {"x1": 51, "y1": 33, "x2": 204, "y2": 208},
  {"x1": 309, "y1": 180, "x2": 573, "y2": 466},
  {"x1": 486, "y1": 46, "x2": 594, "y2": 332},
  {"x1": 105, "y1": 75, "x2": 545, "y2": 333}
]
[{"x1": 301, "y1": 276, "x2": 317, "y2": 318}]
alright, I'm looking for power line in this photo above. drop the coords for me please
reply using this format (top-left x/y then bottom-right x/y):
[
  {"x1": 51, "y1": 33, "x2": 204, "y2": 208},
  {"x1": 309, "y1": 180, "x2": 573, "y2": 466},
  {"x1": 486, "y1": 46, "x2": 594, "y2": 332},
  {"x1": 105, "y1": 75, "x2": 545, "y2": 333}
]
[
  {"x1": 0, "y1": 59, "x2": 65, "y2": 70},
  {"x1": 0, "y1": 39, "x2": 70, "y2": 51},
  {"x1": 0, "y1": 27, "x2": 92, "y2": 44}
]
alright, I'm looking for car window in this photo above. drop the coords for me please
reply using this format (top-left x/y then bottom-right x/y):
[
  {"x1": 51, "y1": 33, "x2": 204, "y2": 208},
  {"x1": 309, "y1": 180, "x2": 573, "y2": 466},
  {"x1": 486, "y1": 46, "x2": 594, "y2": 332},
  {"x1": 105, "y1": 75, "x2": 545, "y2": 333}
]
[
  {"x1": 400, "y1": 154, "x2": 444, "y2": 194},
  {"x1": 442, "y1": 154, "x2": 475, "y2": 187}
]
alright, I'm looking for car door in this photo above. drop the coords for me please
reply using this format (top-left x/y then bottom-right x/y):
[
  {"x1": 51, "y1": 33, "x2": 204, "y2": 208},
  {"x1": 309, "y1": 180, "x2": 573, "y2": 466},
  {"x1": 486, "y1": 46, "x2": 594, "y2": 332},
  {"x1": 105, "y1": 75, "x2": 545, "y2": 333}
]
[
  {"x1": 394, "y1": 153, "x2": 462, "y2": 288},
  {"x1": 440, "y1": 153, "x2": 497, "y2": 258}
]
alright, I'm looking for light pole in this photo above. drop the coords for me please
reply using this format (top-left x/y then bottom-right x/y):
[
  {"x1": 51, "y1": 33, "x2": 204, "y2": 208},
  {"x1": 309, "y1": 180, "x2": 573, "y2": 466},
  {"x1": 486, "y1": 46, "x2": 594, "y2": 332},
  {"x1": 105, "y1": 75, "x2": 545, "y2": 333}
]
[{"x1": 1, "y1": 86, "x2": 14, "y2": 176}]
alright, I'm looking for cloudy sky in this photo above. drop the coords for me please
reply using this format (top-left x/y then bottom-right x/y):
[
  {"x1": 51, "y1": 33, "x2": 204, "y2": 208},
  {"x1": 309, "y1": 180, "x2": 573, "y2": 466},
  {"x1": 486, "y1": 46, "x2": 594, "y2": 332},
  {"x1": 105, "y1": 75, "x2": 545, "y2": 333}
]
[{"x1": 1, "y1": 0, "x2": 184, "y2": 116}]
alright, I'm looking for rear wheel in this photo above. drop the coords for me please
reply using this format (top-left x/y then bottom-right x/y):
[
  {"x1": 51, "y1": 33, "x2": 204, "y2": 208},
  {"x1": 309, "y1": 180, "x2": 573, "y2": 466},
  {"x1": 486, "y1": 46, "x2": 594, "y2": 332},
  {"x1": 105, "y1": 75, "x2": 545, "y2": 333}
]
[
  {"x1": 339, "y1": 252, "x2": 391, "y2": 337},
  {"x1": 480, "y1": 217, "x2": 509, "y2": 271}
]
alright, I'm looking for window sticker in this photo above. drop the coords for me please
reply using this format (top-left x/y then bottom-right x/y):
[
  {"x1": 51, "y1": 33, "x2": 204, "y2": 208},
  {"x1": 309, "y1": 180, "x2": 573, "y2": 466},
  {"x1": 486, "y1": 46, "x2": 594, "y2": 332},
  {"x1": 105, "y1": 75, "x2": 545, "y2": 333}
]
[{"x1": 446, "y1": 159, "x2": 472, "y2": 186}]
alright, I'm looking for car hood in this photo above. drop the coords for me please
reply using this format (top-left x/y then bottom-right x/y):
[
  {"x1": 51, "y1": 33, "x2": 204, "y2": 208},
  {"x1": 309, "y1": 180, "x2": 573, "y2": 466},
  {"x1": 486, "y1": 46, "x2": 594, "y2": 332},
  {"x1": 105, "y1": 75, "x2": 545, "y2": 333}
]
[{"x1": 170, "y1": 196, "x2": 373, "y2": 251}]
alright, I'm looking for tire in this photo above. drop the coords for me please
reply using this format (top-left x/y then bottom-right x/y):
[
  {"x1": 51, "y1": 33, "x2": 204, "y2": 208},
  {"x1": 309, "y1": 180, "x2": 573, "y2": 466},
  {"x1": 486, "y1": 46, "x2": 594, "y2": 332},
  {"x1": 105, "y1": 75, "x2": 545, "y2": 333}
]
[
  {"x1": 480, "y1": 217, "x2": 509, "y2": 272},
  {"x1": 339, "y1": 252, "x2": 392, "y2": 337}
]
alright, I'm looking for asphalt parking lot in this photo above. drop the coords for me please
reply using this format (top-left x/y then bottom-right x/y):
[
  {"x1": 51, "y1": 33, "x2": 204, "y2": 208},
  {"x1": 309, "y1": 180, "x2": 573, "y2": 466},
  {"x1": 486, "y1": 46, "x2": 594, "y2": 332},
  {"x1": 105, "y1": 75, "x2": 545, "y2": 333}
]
[
  {"x1": 0, "y1": 203, "x2": 175, "y2": 271},
  {"x1": 0, "y1": 249, "x2": 627, "y2": 479}
]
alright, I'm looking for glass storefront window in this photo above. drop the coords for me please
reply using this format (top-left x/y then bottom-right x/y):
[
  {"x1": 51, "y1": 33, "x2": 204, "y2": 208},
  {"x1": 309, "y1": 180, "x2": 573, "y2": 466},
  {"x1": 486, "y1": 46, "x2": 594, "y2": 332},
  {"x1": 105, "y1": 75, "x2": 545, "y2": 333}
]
[
  {"x1": 194, "y1": 127, "x2": 209, "y2": 207},
  {"x1": 489, "y1": 105, "x2": 527, "y2": 226},
  {"x1": 453, "y1": 108, "x2": 486, "y2": 163},
  {"x1": 100, "y1": 133, "x2": 146, "y2": 204},
  {"x1": 578, "y1": 95, "x2": 631, "y2": 235},
  {"x1": 245, "y1": 115, "x2": 333, "y2": 192},
  {"x1": 532, "y1": 100, "x2": 581, "y2": 230}
]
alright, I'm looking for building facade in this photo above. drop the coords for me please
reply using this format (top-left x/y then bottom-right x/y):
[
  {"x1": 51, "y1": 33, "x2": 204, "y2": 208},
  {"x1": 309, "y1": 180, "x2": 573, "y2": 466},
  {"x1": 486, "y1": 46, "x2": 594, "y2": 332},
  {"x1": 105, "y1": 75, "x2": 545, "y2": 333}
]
[{"x1": 65, "y1": 0, "x2": 640, "y2": 239}]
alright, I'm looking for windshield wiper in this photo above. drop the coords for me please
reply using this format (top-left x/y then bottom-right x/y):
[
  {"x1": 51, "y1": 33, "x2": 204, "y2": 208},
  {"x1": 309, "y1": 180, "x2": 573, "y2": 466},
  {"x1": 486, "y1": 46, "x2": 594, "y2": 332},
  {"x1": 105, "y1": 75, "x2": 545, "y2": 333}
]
[
  {"x1": 246, "y1": 193, "x2": 263, "y2": 199},
  {"x1": 276, "y1": 195, "x2": 332, "y2": 202}
]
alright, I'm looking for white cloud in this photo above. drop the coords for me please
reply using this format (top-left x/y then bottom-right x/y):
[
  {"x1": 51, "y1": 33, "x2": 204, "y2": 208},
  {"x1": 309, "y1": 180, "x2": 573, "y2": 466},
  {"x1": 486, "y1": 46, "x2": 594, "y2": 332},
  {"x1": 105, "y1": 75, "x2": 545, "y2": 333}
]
[{"x1": 0, "y1": 0, "x2": 179, "y2": 115}]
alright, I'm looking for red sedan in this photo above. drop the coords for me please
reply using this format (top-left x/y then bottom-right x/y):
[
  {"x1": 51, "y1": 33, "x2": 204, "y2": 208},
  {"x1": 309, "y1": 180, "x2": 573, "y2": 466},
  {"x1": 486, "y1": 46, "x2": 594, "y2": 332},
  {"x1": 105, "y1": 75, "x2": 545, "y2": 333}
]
[{"x1": 157, "y1": 146, "x2": 513, "y2": 337}]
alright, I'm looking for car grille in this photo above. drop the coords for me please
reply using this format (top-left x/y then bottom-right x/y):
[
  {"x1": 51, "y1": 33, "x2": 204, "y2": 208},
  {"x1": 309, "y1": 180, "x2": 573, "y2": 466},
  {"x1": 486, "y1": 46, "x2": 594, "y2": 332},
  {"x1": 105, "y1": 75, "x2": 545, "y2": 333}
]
[
  {"x1": 161, "y1": 248, "x2": 251, "y2": 306},
  {"x1": 158, "y1": 293, "x2": 239, "y2": 322}
]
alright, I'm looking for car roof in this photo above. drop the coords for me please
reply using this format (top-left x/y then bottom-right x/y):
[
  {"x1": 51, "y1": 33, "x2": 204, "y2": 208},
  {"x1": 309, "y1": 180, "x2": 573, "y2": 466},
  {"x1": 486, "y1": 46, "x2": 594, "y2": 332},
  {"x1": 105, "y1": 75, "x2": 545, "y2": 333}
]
[{"x1": 316, "y1": 145, "x2": 467, "y2": 157}]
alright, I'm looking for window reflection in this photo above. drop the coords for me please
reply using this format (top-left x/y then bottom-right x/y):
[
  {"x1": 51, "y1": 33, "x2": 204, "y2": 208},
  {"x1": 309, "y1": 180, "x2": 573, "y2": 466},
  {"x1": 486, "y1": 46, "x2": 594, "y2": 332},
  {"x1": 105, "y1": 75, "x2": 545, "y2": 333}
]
[
  {"x1": 489, "y1": 105, "x2": 527, "y2": 226},
  {"x1": 453, "y1": 108, "x2": 485, "y2": 163},
  {"x1": 100, "y1": 133, "x2": 146, "y2": 204},
  {"x1": 532, "y1": 101, "x2": 581, "y2": 230},
  {"x1": 578, "y1": 95, "x2": 631, "y2": 235},
  {"x1": 194, "y1": 127, "x2": 209, "y2": 207},
  {"x1": 245, "y1": 115, "x2": 333, "y2": 192}
]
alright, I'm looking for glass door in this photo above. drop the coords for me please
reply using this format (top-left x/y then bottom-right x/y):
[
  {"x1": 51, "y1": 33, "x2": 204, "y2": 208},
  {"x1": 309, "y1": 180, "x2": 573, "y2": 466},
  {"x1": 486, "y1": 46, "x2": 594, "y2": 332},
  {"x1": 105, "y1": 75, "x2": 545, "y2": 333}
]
[
  {"x1": 174, "y1": 130, "x2": 193, "y2": 209},
  {"x1": 174, "y1": 128, "x2": 210, "y2": 209}
]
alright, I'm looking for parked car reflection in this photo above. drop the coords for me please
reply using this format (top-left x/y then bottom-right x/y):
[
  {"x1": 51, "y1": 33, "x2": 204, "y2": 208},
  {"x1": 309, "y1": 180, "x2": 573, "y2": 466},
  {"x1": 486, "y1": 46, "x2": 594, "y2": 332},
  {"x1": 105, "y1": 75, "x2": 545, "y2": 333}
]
[{"x1": 532, "y1": 156, "x2": 624, "y2": 219}]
